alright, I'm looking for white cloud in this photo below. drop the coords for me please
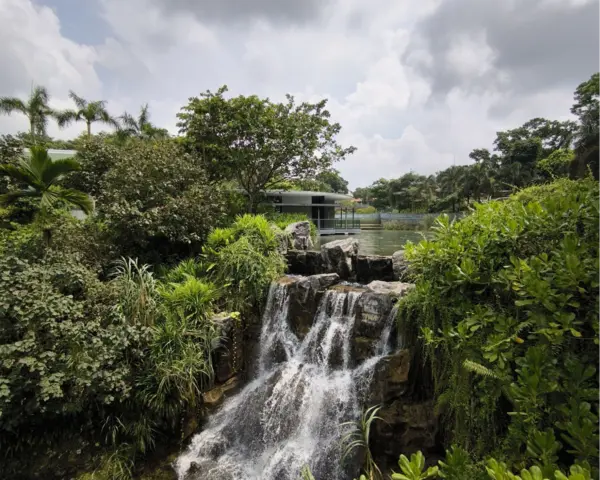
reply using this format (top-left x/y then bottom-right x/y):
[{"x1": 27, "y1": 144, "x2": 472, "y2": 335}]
[{"x1": 0, "y1": 0, "x2": 594, "y2": 190}]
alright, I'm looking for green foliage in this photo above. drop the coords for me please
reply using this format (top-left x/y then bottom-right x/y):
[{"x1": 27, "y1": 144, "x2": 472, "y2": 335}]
[
  {"x1": 341, "y1": 405, "x2": 383, "y2": 480},
  {"x1": 266, "y1": 212, "x2": 317, "y2": 239},
  {"x1": 398, "y1": 178, "x2": 599, "y2": 470},
  {"x1": 96, "y1": 140, "x2": 227, "y2": 263},
  {"x1": 55, "y1": 91, "x2": 119, "y2": 136},
  {"x1": 356, "y1": 206, "x2": 377, "y2": 214},
  {"x1": 177, "y1": 85, "x2": 355, "y2": 211},
  {"x1": 537, "y1": 149, "x2": 574, "y2": 179},
  {"x1": 0, "y1": 85, "x2": 53, "y2": 143},
  {"x1": 392, "y1": 451, "x2": 439, "y2": 480},
  {"x1": 0, "y1": 146, "x2": 93, "y2": 215}
]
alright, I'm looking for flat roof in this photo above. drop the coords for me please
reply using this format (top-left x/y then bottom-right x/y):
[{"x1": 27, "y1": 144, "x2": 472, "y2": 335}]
[{"x1": 264, "y1": 190, "x2": 352, "y2": 201}]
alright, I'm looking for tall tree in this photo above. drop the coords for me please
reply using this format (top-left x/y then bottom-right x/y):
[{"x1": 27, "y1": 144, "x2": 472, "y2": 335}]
[
  {"x1": 570, "y1": 73, "x2": 599, "y2": 179},
  {"x1": 0, "y1": 146, "x2": 93, "y2": 214},
  {"x1": 315, "y1": 169, "x2": 349, "y2": 193},
  {"x1": 119, "y1": 104, "x2": 170, "y2": 140},
  {"x1": 0, "y1": 86, "x2": 53, "y2": 144},
  {"x1": 56, "y1": 91, "x2": 119, "y2": 137},
  {"x1": 177, "y1": 86, "x2": 355, "y2": 212}
]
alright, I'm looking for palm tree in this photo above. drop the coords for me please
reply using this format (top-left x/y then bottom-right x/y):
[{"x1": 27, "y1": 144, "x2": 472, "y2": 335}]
[
  {"x1": 56, "y1": 91, "x2": 119, "y2": 137},
  {"x1": 119, "y1": 104, "x2": 170, "y2": 140},
  {"x1": 0, "y1": 146, "x2": 93, "y2": 214},
  {"x1": 0, "y1": 86, "x2": 53, "y2": 144}
]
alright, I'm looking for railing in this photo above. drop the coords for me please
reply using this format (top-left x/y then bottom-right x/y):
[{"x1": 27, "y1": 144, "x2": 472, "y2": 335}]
[{"x1": 311, "y1": 219, "x2": 361, "y2": 230}]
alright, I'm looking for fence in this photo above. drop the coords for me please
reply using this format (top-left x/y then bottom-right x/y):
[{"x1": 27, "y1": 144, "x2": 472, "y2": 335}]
[{"x1": 353, "y1": 212, "x2": 464, "y2": 227}]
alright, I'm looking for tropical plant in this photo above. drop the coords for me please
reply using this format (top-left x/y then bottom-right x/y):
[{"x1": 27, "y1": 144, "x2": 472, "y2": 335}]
[
  {"x1": 119, "y1": 103, "x2": 169, "y2": 140},
  {"x1": 0, "y1": 85, "x2": 53, "y2": 144},
  {"x1": 340, "y1": 405, "x2": 384, "y2": 480},
  {"x1": 398, "y1": 177, "x2": 599, "y2": 469},
  {"x1": 55, "y1": 91, "x2": 119, "y2": 136},
  {"x1": 437, "y1": 445, "x2": 474, "y2": 480},
  {"x1": 392, "y1": 451, "x2": 439, "y2": 480}
]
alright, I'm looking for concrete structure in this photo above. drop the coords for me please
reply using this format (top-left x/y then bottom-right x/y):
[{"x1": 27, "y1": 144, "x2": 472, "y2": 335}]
[
  {"x1": 264, "y1": 190, "x2": 360, "y2": 235},
  {"x1": 23, "y1": 148, "x2": 77, "y2": 160}
]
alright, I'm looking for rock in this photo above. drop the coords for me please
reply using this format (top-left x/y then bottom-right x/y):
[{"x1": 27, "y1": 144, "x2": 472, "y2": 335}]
[
  {"x1": 272, "y1": 225, "x2": 290, "y2": 255},
  {"x1": 372, "y1": 400, "x2": 438, "y2": 472},
  {"x1": 211, "y1": 313, "x2": 242, "y2": 383},
  {"x1": 392, "y1": 250, "x2": 410, "y2": 281},
  {"x1": 355, "y1": 291, "x2": 394, "y2": 339},
  {"x1": 321, "y1": 238, "x2": 359, "y2": 280},
  {"x1": 285, "y1": 250, "x2": 325, "y2": 275},
  {"x1": 285, "y1": 221, "x2": 314, "y2": 251},
  {"x1": 356, "y1": 255, "x2": 394, "y2": 283},
  {"x1": 366, "y1": 280, "x2": 414, "y2": 298},
  {"x1": 202, "y1": 376, "x2": 240, "y2": 408},
  {"x1": 280, "y1": 274, "x2": 339, "y2": 339},
  {"x1": 369, "y1": 349, "x2": 411, "y2": 403}
]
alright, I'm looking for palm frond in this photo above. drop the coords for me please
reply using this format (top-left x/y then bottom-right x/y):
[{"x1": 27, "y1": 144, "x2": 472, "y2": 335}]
[
  {"x1": 55, "y1": 109, "x2": 79, "y2": 128},
  {"x1": 0, "y1": 189, "x2": 41, "y2": 206},
  {"x1": 462, "y1": 359, "x2": 497, "y2": 378},
  {"x1": 53, "y1": 187, "x2": 94, "y2": 214},
  {"x1": 28, "y1": 146, "x2": 51, "y2": 178},
  {"x1": 0, "y1": 97, "x2": 27, "y2": 114},
  {"x1": 68, "y1": 90, "x2": 87, "y2": 109},
  {"x1": 120, "y1": 111, "x2": 139, "y2": 132},
  {"x1": 139, "y1": 103, "x2": 150, "y2": 128},
  {"x1": 0, "y1": 164, "x2": 38, "y2": 185},
  {"x1": 42, "y1": 158, "x2": 82, "y2": 186}
]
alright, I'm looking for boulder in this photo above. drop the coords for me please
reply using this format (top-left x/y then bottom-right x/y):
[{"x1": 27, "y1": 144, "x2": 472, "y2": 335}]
[
  {"x1": 285, "y1": 221, "x2": 314, "y2": 251},
  {"x1": 282, "y1": 273, "x2": 340, "y2": 339},
  {"x1": 366, "y1": 280, "x2": 414, "y2": 298},
  {"x1": 321, "y1": 238, "x2": 359, "y2": 280},
  {"x1": 368, "y1": 349, "x2": 411, "y2": 403},
  {"x1": 285, "y1": 250, "x2": 325, "y2": 276},
  {"x1": 211, "y1": 313, "x2": 242, "y2": 383},
  {"x1": 202, "y1": 376, "x2": 240, "y2": 408},
  {"x1": 355, "y1": 291, "x2": 394, "y2": 339},
  {"x1": 356, "y1": 255, "x2": 394, "y2": 283},
  {"x1": 392, "y1": 250, "x2": 410, "y2": 281},
  {"x1": 272, "y1": 225, "x2": 290, "y2": 255}
]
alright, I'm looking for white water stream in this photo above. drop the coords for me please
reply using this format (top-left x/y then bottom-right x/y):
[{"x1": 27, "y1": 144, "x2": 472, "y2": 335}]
[{"x1": 176, "y1": 282, "x2": 396, "y2": 480}]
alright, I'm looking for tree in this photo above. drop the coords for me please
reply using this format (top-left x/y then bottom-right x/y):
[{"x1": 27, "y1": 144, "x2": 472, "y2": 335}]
[
  {"x1": 315, "y1": 169, "x2": 349, "y2": 193},
  {"x1": 0, "y1": 86, "x2": 53, "y2": 144},
  {"x1": 0, "y1": 146, "x2": 93, "y2": 215},
  {"x1": 570, "y1": 73, "x2": 599, "y2": 179},
  {"x1": 119, "y1": 104, "x2": 170, "y2": 140},
  {"x1": 55, "y1": 91, "x2": 119, "y2": 137},
  {"x1": 177, "y1": 86, "x2": 355, "y2": 212}
]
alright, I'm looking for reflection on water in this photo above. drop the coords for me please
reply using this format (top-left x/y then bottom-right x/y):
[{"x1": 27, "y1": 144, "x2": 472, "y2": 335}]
[{"x1": 315, "y1": 230, "x2": 430, "y2": 256}]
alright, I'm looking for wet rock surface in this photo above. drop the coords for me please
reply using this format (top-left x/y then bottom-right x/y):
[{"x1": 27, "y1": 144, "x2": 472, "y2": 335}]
[
  {"x1": 356, "y1": 255, "x2": 394, "y2": 283},
  {"x1": 211, "y1": 313, "x2": 242, "y2": 383}
]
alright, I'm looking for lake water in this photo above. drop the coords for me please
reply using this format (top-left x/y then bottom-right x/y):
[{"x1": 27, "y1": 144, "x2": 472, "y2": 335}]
[{"x1": 315, "y1": 230, "x2": 430, "y2": 256}]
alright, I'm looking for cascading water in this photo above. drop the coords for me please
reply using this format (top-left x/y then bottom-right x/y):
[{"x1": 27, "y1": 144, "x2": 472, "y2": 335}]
[{"x1": 176, "y1": 280, "x2": 396, "y2": 480}]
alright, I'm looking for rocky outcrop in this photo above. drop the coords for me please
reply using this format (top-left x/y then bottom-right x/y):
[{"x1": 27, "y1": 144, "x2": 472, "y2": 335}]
[
  {"x1": 392, "y1": 250, "x2": 410, "y2": 281},
  {"x1": 272, "y1": 225, "x2": 290, "y2": 255},
  {"x1": 285, "y1": 221, "x2": 314, "y2": 251},
  {"x1": 366, "y1": 280, "x2": 414, "y2": 297},
  {"x1": 211, "y1": 313, "x2": 243, "y2": 383},
  {"x1": 321, "y1": 238, "x2": 359, "y2": 280},
  {"x1": 280, "y1": 273, "x2": 340, "y2": 339},
  {"x1": 368, "y1": 349, "x2": 438, "y2": 472},
  {"x1": 285, "y1": 250, "x2": 325, "y2": 276},
  {"x1": 356, "y1": 255, "x2": 394, "y2": 283}
]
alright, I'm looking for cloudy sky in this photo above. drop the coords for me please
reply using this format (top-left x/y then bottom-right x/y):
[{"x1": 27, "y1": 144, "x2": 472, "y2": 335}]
[{"x1": 0, "y1": 0, "x2": 598, "y2": 189}]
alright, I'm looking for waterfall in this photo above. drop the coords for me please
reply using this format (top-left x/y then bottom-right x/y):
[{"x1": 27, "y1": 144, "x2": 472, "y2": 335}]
[{"x1": 176, "y1": 281, "x2": 396, "y2": 480}]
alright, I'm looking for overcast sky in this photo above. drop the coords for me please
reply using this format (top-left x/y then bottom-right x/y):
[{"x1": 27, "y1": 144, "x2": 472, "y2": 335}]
[{"x1": 0, "y1": 0, "x2": 598, "y2": 189}]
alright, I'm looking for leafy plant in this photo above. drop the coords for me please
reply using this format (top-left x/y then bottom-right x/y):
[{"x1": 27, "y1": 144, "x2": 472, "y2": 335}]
[
  {"x1": 392, "y1": 451, "x2": 439, "y2": 480},
  {"x1": 340, "y1": 405, "x2": 384, "y2": 480}
]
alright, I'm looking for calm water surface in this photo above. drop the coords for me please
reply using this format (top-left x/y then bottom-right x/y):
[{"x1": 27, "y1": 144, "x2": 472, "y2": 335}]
[{"x1": 315, "y1": 230, "x2": 430, "y2": 256}]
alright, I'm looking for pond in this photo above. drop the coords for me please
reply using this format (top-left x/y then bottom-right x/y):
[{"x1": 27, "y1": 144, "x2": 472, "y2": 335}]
[{"x1": 314, "y1": 229, "x2": 430, "y2": 256}]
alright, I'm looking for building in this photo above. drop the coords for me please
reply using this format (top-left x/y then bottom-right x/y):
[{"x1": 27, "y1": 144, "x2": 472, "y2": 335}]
[
  {"x1": 264, "y1": 190, "x2": 360, "y2": 235},
  {"x1": 23, "y1": 148, "x2": 78, "y2": 160}
]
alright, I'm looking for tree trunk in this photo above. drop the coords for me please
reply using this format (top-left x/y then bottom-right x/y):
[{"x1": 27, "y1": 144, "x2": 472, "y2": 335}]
[
  {"x1": 30, "y1": 118, "x2": 36, "y2": 145},
  {"x1": 87, "y1": 121, "x2": 91, "y2": 137}
]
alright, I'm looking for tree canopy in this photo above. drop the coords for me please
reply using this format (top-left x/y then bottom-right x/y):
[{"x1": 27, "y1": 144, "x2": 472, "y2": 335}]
[{"x1": 177, "y1": 86, "x2": 355, "y2": 211}]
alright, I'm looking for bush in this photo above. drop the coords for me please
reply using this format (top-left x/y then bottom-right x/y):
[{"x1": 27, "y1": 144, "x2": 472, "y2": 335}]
[
  {"x1": 398, "y1": 178, "x2": 599, "y2": 471},
  {"x1": 96, "y1": 140, "x2": 227, "y2": 263}
]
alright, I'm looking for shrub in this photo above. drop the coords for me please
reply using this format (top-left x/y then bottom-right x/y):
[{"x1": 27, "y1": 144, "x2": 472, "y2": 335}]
[
  {"x1": 96, "y1": 140, "x2": 227, "y2": 263},
  {"x1": 398, "y1": 178, "x2": 599, "y2": 470}
]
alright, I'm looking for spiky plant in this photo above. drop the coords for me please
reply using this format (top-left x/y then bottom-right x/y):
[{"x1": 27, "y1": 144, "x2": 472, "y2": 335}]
[
  {"x1": 340, "y1": 405, "x2": 384, "y2": 480},
  {"x1": 56, "y1": 91, "x2": 119, "y2": 136},
  {"x1": 0, "y1": 85, "x2": 53, "y2": 144},
  {"x1": 119, "y1": 103, "x2": 169, "y2": 140}
]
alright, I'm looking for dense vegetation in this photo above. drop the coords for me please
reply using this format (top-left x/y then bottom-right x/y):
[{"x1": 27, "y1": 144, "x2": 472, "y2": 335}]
[
  {"x1": 0, "y1": 73, "x2": 598, "y2": 480},
  {"x1": 354, "y1": 74, "x2": 599, "y2": 213},
  {"x1": 397, "y1": 178, "x2": 598, "y2": 478}
]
